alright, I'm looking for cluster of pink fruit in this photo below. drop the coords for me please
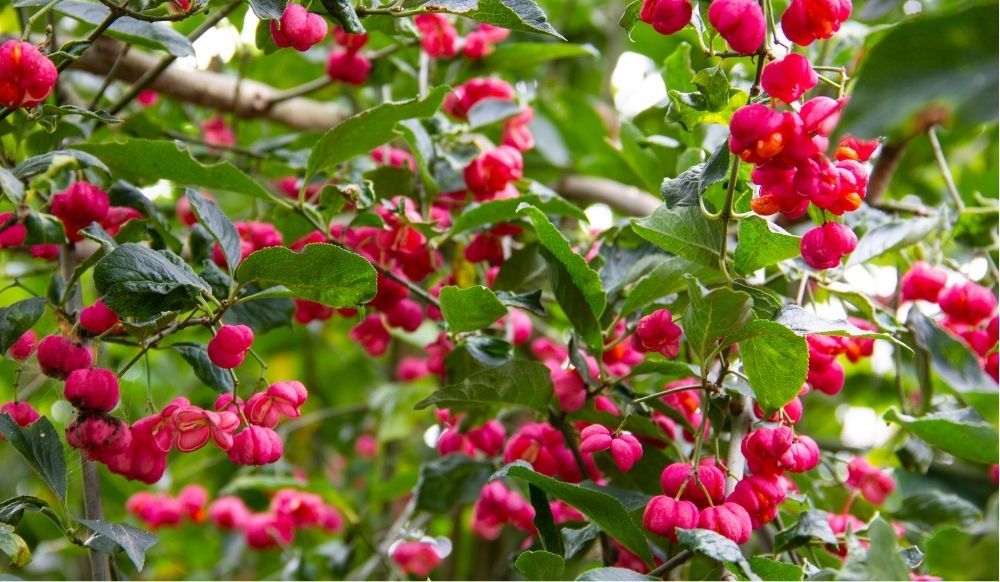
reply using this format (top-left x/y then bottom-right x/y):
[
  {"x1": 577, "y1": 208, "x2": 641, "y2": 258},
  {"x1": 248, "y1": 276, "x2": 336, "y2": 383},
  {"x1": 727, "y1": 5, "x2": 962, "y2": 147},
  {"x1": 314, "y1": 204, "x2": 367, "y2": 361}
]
[
  {"x1": 265, "y1": 2, "x2": 513, "y2": 87},
  {"x1": 901, "y1": 262, "x2": 999, "y2": 380},
  {"x1": 0, "y1": 181, "x2": 142, "y2": 260},
  {"x1": 128, "y1": 486, "x2": 343, "y2": 550}
]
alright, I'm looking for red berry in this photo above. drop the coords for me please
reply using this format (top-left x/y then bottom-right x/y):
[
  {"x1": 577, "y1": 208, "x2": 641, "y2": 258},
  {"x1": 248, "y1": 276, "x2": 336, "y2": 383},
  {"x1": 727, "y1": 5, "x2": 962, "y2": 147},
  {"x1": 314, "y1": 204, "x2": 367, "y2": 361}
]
[
  {"x1": 207, "y1": 325, "x2": 254, "y2": 369},
  {"x1": 64, "y1": 367, "x2": 120, "y2": 412},
  {"x1": 761, "y1": 53, "x2": 818, "y2": 103},
  {"x1": 800, "y1": 222, "x2": 857, "y2": 270},
  {"x1": 708, "y1": 0, "x2": 765, "y2": 54},
  {"x1": 643, "y1": 495, "x2": 699, "y2": 541},
  {"x1": 698, "y1": 502, "x2": 753, "y2": 544},
  {"x1": 37, "y1": 335, "x2": 93, "y2": 379},
  {"x1": 79, "y1": 299, "x2": 120, "y2": 335},
  {"x1": 270, "y1": 4, "x2": 328, "y2": 52},
  {"x1": 639, "y1": 0, "x2": 693, "y2": 35},
  {"x1": 326, "y1": 49, "x2": 372, "y2": 85},
  {"x1": 0, "y1": 40, "x2": 58, "y2": 108}
]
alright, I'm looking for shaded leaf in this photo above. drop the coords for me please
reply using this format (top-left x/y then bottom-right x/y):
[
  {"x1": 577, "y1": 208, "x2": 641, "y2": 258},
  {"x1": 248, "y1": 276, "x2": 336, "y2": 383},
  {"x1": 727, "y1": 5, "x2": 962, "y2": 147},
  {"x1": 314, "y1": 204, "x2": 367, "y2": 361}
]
[
  {"x1": 78, "y1": 519, "x2": 157, "y2": 572},
  {"x1": 0, "y1": 416, "x2": 66, "y2": 503},
  {"x1": 235, "y1": 244, "x2": 377, "y2": 308},
  {"x1": 413, "y1": 455, "x2": 495, "y2": 513},
  {"x1": 93, "y1": 244, "x2": 211, "y2": 320},
  {"x1": 173, "y1": 343, "x2": 234, "y2": 394},
  {"x1": 415, "y1": 360, "x2": 552, "y2": 412}
]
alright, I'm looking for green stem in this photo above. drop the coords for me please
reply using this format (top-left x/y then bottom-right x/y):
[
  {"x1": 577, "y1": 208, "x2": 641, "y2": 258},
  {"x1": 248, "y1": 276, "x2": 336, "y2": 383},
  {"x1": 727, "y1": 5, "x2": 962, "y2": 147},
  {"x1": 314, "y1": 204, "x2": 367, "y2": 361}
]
[{"x1": 926, "y1": 126, "x2": 965, "y2": 211}]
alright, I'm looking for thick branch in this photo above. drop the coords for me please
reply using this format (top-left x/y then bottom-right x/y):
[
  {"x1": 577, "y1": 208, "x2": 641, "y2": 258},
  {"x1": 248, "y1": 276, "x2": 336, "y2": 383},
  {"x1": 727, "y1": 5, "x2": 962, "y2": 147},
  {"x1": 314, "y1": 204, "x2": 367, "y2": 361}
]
[
  {"x1": 70, "y1": 37, "x2": 348, "y2": 131},
  {"x1": 553, "y1": 175, "x2": 660, "y2": 216}
]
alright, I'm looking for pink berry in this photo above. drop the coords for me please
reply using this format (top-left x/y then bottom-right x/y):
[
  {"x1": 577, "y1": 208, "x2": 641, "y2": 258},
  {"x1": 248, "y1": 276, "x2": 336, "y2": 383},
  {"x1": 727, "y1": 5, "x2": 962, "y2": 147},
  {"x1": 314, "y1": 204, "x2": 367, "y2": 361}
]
[
  {"x1": 415, "y1": 14, "x2": 457, "y2": 58},
  {"x1": 846, "y1": 457, "x2": 896, "y2": 505},
  {"x1": 242, "y1": 512, "x2": 294, "y2": 549},
  {"x1": 464, "y1": 146, "x2": 524, "y2": 200},
  {"x1": 639, "y1": 0, "x2": 693, "y2": 35},
  {"x1": 779, "y1": 435, "x2": 820, "y2": 473},
  {"x1": 900, "y1": 261, "x2": 948, "y2": 303},
  {"x1": 635, "y1": 309, "x2": 683, "y2": 358},
  {"x1": 326, "y1": 50, "x2": 372, "y2": 85},
  {"x1": 207, "y1": 325, "x2": 254, "y2": 369},
  {"x1": 0, "y1": 401, "x2": 40, "y2": 431},
  {"x1": 660, "y1": 461, "x2": 726, "y2": 508},
  {"x1": 708, "y1": 0, "x2": 766, "y2": 54},
  {"x1": 79, "y1": 299, "x2": 120, "y2": 335},
  {"x1": 332, "y1": 26, "x2": 368, "y2": 52},
  {"x1": 443, "y1": 78, "x2": 515, "y2": 120},
  {"x1": 0, "y1": 212, "x2": 26, "y2": 248},
  {"x1": 643, "y1": 495, "x2": 699, "y2": 541},
  {"x1": 781, "y1": 0, "x2": 852, "y2": 47},
  {"x1": 64, "y1": 367, "x2": 120, "y2": 412},
  {"x1": 727, "y1": 475, "x2": 785, "y2": 528},
  {"x1": 208, "y1": 496, "x2": 251, "y2": 530},
  {"x1": 800, "y1": 222, "x2": 857, "y2": 270},
  {"x1": 7, "y1": 329, "x2": 37, "y2": 361},
  {"x1": 761, "y1": 53, "x2": 818, "y2": 103},
  {"x1": 390, "y1": 540, "x2": 444, "y2": 577},
  {"x1": 698, "y1": 502, "x2": 753, "y2": 544},
  {"x1": 37, "y1": 335, "x2": 93, "y2": 379},
  {"x1": 939, "y1": 281, "x2": 997, "y2": 326},
  {"x1": 50, "y1": 182, "x2": 110, "y2": 242},
  {"x1": 0, "y1": 40, "x2": 58, "y2": 108},
  {"x1": 66, "y1": 413, "x2": 132, "y2": 460},
  {"x1": 270, "y1": 4, "x2": 328, "y2": 52},
  {"x1": 227, "y1": 425, "x2": 283, "y2": 466},
  {"x1": 742, "y1": 426, "x2": 794, "y2": 477}
]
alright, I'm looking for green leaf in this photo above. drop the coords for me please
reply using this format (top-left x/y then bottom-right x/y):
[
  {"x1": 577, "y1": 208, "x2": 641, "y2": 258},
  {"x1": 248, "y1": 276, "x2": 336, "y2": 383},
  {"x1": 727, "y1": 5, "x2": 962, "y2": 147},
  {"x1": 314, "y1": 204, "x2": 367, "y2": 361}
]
[
  {"x1": 248, "y1": 0, "x2": 286, "y2": 19},
  {"x1": 186, "y1": 189, "x2": 241, "y2": 273},
  {"x1": 495, "y1": 289, "x2": 545, "y2": 315},
  {"x1": 449, "y1": 194, "x2": 587, "y2": 235},
  {"x1": 0, "y1": 524, "x2": 30, "y2": 567},
  {"x1": 845, "y1": 214, "x2": 942, "y2": 268},
  {"x1": 620, "y1": 122, "x2": 662, "y2": 192},
  {"x1": 518, "y1": 204, "x2": 605, "y2": 318},
  {"x1": 618, "y1": 0, "x2": 642, "y2": 38},
  {"x1": 731, "y1": 320, "x2": 809, "y2": 411},
  {"x1": 93, "y1": 243, "x2": 211, "y2": 320},
  {"x1": 467, "y1": 99, "x2": 524, "y2": 128},
  {"x1": 413, "y1": 455, "x2": 495, "y2": 514},
  {"x1": 774, "y1": 305, "x2": 900, "y2": 345},
  {"x1": 662, "y1": 42, "x2": 695, "y2": 93},
  {"x1": 235, "y1": 244, "x2": 377, "y2": 308},
  {"x1": 734, "y1": 217, "x2": 801, "y2": 275},
  {"x1": 439, "y1": 286, "x2": 508, "y2": 333},
  {"x1": 0, "y1": 167, "x2": 24, "y2": 204},
  {"x1": 676, "y1": 528, "x2": 754, "y2": 579},
  {"x1": 224, "y1": 284, "x2": 294, "y2": 334},
  {"x1": 661, "y1": 142, "x2": 730, "y2": 209},
  {"x1": 485, "y1": 43, "x2": 598, "y2": 69},
  {"x1": 737, "y1": 556, "x2": 803, "y2": 581},
  {"x1": 619, "y1": 256, "x2": 720, "y2": 317},
  {"x1": 668, "y1": 89, "x2": 748, "y2": 131},
  {"x1": 837, "y1": 2, "x2": 998, "y2": 139},
  {"x1": 908, "y1": 307, "x2": 996, "y2": 392},
  {"x1": 632, "y1": 205, "x2": 723, "y2": 268},
  {"x1": 894, "y1": 490, "x2": 982, "y2": 526},
  {"x1": 306, "y1": 87, "x2": 447, "y2": 182},
  {"x1": 577, "y1": 567, "x2": 655, "y2": 581},
  {"x1": 924, "y1": 525, "x2": 998, "y2": 581},
  {"x1": 55, "y1": 1, "x2": 193, "y2": 57},
  {"x1": 773, "y1": 510, "x2": 837, "y2": 553},
  {"x1": 493, "y1": 462, "x2": 653, "y2": 565},
  {"x1": 0, "y1": 298, "x2": 45, "y2": 355},
  {"x1": 692, "y1": 67, "x2": 731, "y2": 111},
  {"x1": 14, "y1": 149, "x2": 110, "y2": 182},
  {"x1": 417, "y1": 0, "x2": 564, "y2": 39},
  {"x1": 528, "y1": 484, "x2": 565, "y2": 556},
  {"x1": 173, "y1": 343, "x2": 235, "y2": 394},
  {"x1": 75, "y1": 139, "x2": 274, "y2": 200},
  {"x1": 23, "y1": 212, "x2": 67, "y2": 245},
  {"x1": 39, "y1": 104, "x2": 119, "y2": 125},
  {"x1": 0, "y1": 415, "x2": 67, "y2": 504},
  {"x1": 78, "y1": 519, "x2": 157, "y2": 572},
  {"x1": 563, "y1": 524, "x2": 599, "y2": 559},
  {"x1": 108, "y1": 181, "x2": 180, "y2": 251},
  {"x1": 859, "y1": 518, "x2": 910, "y2": 581},
  {"x1": 414, "y1": 361, "x2": 553, "y2": 412},
  {"x1": 320, "y1": 0, "x2": 364, "y2": 32},
  {"x1": 683, "y1": 278, "x2": 752, "y2": 363},
  {"x1": 884, "y1": 407, "x2": 999, "y2": 464},
  {"x1": 0, "y1": 496, "x2": 52, "y2": 526},
  {"x1": 516, "y1": 550, "x2": 566, "y2": 581}
]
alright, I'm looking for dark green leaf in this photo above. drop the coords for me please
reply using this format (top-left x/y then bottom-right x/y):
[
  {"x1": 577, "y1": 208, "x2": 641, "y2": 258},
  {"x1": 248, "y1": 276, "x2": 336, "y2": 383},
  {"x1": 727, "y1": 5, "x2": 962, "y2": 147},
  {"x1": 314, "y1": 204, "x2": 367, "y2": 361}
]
[
  {"x1": 661, "y1": 142, "x2": 730, "y2": 209},
  {"x1": 683, "y1": 278, "x2": 752, "y2": 363},
  {"x1": 449, "y1": 194, "x2": 587, "y2": 235},
  {"x1": 855, "y1": 518, "x2": 909, "y2": 581},
  {"x1": 516, "y1": 550, "x2": 566, "y2": 581},
  {"x1": 186, "y1": 189, "x2": 241, "y2": 273},
  {"x1": 845, "y1": 215, "x2": 942, "y2": 268},
  {"x1": 439, "y1": 285, "x2": 508, "y2": 332},
  {"x1": 837, "y1": 2, "x2": 998, "y2": 139},
  {"x1": 495, "y1": 290, "x2": 545, "y2": 315},
  {"x1": 0, "y1": 298, "x2": 45, "y2": 356},
  {"x1": 413, "y1": 455, "x2": 495, "y2": 513},
  {"x1": 576, "y1": 567, "x2": 655, "y2": 581},
  {"x1": 0, "y1": 524, "x2": 30, "y2": 567},
  {"x1": 0, "y1": 167, "x2": 24, "y2": 204},
  {"x1": 55, "y1": 1, "x2": 193, "y2": 57},
  {"x1": 306, "y1": 87, "x2": 447, "y2": 182},
  {"x1": 224, "y1": 285, "x2": 294, "y2": 334},
  {"x1": 485, "y1": 43, "x2": 597, "y2": 69},
  {"x1": 773, "y1": 510, "x2": 837, "y2": 553},
  {"x1": 0, "y1": 496, "x2": 52, "y2": 526},
  {"x1": 731, "y1": 320, "x2": 809, "y2": 411},
  {"x1": 895, "y1": 490, "x2": 982, "y2": 526},
  {"x1": 884, "y1": 407, "x2": 999, "y2": 464},
  {"x1": 734, "y1": 217, "x2": 800, "y2": 275},
  {"x1": 562, "y1": 524, "x2": 599, "y2": 559},
  {"x1": 235, "y1": 244, "x2": 377, "y2": 308},
  {"x1": 0, "y1": 416, "x2": 66, "y2": 503},
  {"x1": 78, "y1": 519, "x2": 157, "y2": 572},
  {"x1": 39, "y1": 104, "x2": 119, "y2": 125},
  {"x1": 494, "y1": 462, "x2": 653, "y2": 565},
  {"x1": 908, "y1": 307, "x2": 996, "y2": 392},
  {"x1": 417, "y1": 0, "x2": 564, "y2": 39},
  {"x1": 415, "y1": 360, "x2": 552, "y2": 412},
  {"x1": 248, "y1": 0, "x2": 286, "y2": 19},
  {"x1": 676, "y1": 528, "x2": 754, "y2": 579},
  {"x1": 75, "y1": 139, "x2": 274, "y2": 200},
  {"x1": 632, "y1": 205, "x2": 723, "y2": 268},
  {"x1": 173, "y1": 343, "x2": 234, "y2": 394},
  {"x1": 320, "y1": 0, "x2": 363, "y2": 33},
  {"x1": 528, "y1": 485, "x2": 565, "y2": 556},
  {"x1": 23, "y1": 212, "x2": 67, "y2": 245},
  {"x1": 467, "y1": 98, "x2": 523, "y2": 128},
  {"x1": 14, "y1": 149, "x2": 109, "y2": 182},
  {"x1": 93, "y1": 243, "x2": 211, "y2": 320}
]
